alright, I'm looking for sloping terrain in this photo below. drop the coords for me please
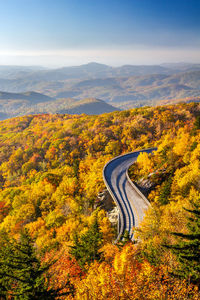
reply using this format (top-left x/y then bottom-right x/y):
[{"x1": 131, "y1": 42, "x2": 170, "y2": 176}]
[
  {"x1": 0, "y1": 63, "x2": 199, "y2": 111},
  {"x1": 0, "y1": 91, "x2": 53, "y2": 103},
  {"x1": 0, "y1": 62, "x2": 199, "y2": 96},
  {"x1": 0, "y1": 103, "x2": 199, "y2": 298},
  {"x1": 53, "y1": 70, "x2": 200, "y2": 107},
  {"x1": 0, "y1": 94, "x2": 118, "y2": 120}
]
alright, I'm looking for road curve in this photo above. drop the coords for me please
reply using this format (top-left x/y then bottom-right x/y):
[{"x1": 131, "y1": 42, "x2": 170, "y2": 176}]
[{"x1": 103, "y1": 148, "x2": 156, "y2": 241}]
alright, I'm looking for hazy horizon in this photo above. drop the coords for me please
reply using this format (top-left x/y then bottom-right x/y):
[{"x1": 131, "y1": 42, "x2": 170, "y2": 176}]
[
  {"x1": 0, "y1": 0, "x2": 199, "y2": 67},
  {"x1": 0, "y1": 48, "x2": 200, "y2": 68},
  {"x1": 0, "y1": 59, "x2": 200, "y2": 70}
]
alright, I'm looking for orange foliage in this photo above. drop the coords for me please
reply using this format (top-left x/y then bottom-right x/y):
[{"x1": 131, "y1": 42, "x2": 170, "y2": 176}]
[{"x1": 0, "y1": 103, "x2": 199, "y2": 298}]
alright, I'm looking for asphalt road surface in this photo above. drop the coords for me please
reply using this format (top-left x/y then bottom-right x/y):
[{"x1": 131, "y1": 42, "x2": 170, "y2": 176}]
[{"x1": 103, "y1": 148, "x2": 156, "y2": 241}]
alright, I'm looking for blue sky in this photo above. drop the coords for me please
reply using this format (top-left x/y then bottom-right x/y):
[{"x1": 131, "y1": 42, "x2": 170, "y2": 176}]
[{"x1": 0, "y1": 0, "x2": 200, "y2": 66}]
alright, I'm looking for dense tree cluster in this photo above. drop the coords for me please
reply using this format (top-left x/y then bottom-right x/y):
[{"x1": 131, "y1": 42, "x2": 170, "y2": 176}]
[{"x1": 0, "y1": 102, "x2": 199, "y2": 298}]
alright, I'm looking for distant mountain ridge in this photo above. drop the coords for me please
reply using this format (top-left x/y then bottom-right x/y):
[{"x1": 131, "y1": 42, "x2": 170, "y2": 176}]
[
  {"x1": 0, "y1": 91, "x2": 118, "y2": 120},
  {"x1": 0, "y1": 62, "x2": 199, "y2": 112},
  {"x1": 1, "y1": 62, "x2": 200, "y2": 92},
  {"x1": 50, "y1": 69, "x2": 200, "y2": 108},
  {"x1": 0, "y1": 62, "x2": 170, "y2": 82},
  {"x1": 0, "y1": 91, "x2": 53, "y2": 103}
]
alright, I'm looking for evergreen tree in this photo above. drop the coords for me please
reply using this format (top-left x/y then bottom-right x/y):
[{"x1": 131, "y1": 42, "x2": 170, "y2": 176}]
[
  {"x1": 165, "y1": 200, "x2": 200, "y2": 285},
  {"x1": 0, "y1": 229, "x2": 73, "y2": 299},
  {"x1": 158, "y1": 175, "x2": 172, "y2": 205},
  {"x1": 70, "y1": 213, "x2": 103, "y2": 268},
  {"x1": 194, "y1": 115, "x2": 200, "y2": 130}
]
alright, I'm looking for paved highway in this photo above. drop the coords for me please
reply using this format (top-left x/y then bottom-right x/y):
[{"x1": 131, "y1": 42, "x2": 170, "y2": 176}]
[{"x1": 103, "y1": 148, "x2": 156, "y2": 241}]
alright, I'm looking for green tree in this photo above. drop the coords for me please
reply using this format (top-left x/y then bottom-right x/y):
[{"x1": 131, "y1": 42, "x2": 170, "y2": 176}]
[
  {"x1": 158, "y1": 175, "x2": 173, "y2": 205},
  {"x1": 70, "y1": 213, "x2": 103, "y2": 268},
  {"x1": 0, "y1": 229, "x2": 73, "y2": 299},
  {"x1": 194, "y1": 115, "x2": 200, "y2": 130},
  {"x1": 165, "y1": 200, "x2": 200, "y2": 285}
]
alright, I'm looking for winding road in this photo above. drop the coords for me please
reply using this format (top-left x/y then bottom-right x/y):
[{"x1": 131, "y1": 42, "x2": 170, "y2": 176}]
[{"x1": 103, "y1": 148, "x2": 156, "y2": 241}]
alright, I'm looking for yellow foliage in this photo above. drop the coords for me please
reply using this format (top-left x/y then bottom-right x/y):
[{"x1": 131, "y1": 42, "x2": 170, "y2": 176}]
[
  {"x1": 25, "y1": 217, "x2": 46, "y2": 238},
  {"x1": 173, "y1": 128, "x2": 190, "y2": 156},
  {"x1": 45, "y1": 208, "x2": 66, "y2": 228},
  {"x1": 137, "y1": 152, "x2": 153, "y2": 175},
  {"x1": 79, "y1": 156, "x2": 108, "y2": 200},
  {"x1": 74, "y1": 242, "x2": 199, "y2": 300},
  {"x1": 100, "y1": 243, "x2": 119, "y2": 262},
  {"x1": 174, "y1": 159, "x2": 200, "y2": 192},
  {"x1": 0, "y1": 214, "x2": 17, "y2": 232},
  {"x1": 113, "y1": 243, "x2": 137, "y2": 275}
]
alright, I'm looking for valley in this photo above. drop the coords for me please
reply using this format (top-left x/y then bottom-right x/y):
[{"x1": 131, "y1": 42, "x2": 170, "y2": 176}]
[{"x1": 0, "y1": 62, "x2": 199, "y2": 120}]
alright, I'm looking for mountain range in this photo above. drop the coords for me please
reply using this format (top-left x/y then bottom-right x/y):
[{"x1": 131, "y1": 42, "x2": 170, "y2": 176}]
[
  {"x1": 0, "y1": 91, "x2": 118, "y2": 120},
  {"x1": 0, "y1": 62, "x2": 199, "y2": 119}
]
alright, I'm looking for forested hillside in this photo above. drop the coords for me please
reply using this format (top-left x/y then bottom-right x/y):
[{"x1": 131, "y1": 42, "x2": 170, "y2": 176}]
[
  {"x1": 0, "y1": 102, "x2": 200, "y2": 299},
  {"x1": 0, "y1": 91, "x2": 118, "y2": 120},
  {"x1": 0, "y1": 63, "x2": 200, "y2": 111}
]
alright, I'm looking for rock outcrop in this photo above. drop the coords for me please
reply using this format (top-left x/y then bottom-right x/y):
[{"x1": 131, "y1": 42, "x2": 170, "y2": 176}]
[{"x1": 95, "y1": 189, "x2": 119, "y2": 226}]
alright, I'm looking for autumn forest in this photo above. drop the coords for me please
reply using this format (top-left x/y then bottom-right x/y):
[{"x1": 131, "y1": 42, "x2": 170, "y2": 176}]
[{"x1": 0, "y1": 102, "x2": 200, "y2": 299}]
